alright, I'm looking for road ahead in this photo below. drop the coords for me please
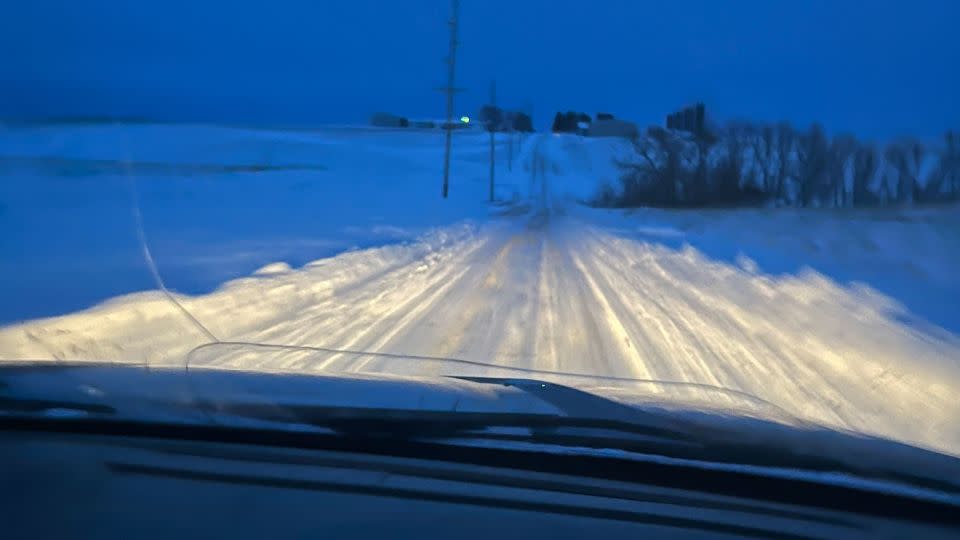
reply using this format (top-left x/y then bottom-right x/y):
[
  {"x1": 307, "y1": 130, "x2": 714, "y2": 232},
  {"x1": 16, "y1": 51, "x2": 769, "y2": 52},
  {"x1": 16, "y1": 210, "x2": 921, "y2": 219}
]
[
  {"x1": 2, "y1": 131, "x2": 959, "y2": 457},
  {"x1": 5, "y1": 202, "x2": 958, "y2": 455}
]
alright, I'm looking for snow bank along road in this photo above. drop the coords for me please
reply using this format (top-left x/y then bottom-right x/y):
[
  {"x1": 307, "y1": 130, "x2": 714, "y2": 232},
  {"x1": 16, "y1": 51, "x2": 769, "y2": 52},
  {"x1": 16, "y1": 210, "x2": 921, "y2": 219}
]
[
  {"x1": 4, "y1": 205, "x2": 960, "y2": 456},
  {"x1": 2, "y1": 129, "x2": 959, "y2": 458}
]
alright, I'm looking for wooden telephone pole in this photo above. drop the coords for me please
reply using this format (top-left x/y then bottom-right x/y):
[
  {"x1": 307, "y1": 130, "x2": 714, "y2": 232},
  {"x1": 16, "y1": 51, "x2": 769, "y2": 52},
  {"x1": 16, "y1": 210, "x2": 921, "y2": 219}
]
[
  {"x1": 488, "y1": 79, "x2": 496, "y2": 202},
  {"x1": 440, "y1": 0, "x2": 460, "y2": 199}
]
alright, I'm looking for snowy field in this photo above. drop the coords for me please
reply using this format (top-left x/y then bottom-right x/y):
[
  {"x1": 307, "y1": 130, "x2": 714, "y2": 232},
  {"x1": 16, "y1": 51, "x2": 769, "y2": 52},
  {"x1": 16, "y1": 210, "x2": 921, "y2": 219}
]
[{"x1": 1, "y1": 122, "x2": 959, "y2": 457}]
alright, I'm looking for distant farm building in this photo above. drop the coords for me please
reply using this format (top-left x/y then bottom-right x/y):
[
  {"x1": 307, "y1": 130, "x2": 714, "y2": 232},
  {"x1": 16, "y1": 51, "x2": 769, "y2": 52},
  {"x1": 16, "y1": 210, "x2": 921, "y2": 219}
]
[
  {"x1": 588, "y1": 115, "x2": 638, "y2": 138},
  {"x1": 553, "y1": 111, "x2": 637, "y2": 138},
  {"x1": 438, "y1": 119, "x2": 474, "y2": 130},
  {"x1": 666, "y1": 103, "x2": 706, "y2": 135},
  {"x1": 370, "y1": 112, "x2": 409, "y2": 128},
  {"x1": 552, "y1": 111, "x2": 591, "y2": 134},
  {"x1": 370, "y1": 113, "x2": 478, "y2": 130},
  {"x1": 475, "y1": 107, "x2": 535, "y2": 132}
]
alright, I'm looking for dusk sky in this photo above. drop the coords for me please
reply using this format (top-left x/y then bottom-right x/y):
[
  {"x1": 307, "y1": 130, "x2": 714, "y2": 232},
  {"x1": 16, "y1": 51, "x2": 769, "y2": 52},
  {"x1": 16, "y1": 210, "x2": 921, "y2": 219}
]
[{"x1": 2, "y1": 0, "x2": 957, "y2": 139}]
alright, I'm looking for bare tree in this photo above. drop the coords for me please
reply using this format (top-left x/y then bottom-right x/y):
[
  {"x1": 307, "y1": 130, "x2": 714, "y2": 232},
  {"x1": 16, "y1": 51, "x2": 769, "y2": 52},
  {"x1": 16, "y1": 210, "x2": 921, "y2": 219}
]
[
  {"x1": 885, "y1": 138, "x2": 926, "y2": 204},
  {"x1": 747, "y1": 123, "x2": 778, "y2": 196},
  {"x1": 851, "y1": 144, "x2": 879, "y2": 207},
  {"x1": 712, "y1": 122, "x2": 750, "y2": 202},
  {"x1": 772, "y1": 123, "x2": 797, "y2": 204},
  {"x1": 828, "y1": 134, "x2": 858, "y2": 207},
  {"x1": 934, "y1": 131, "x2": 960, "y2": 200},
  {"x1": 608, "y1": 119, "x2": 950, "y2": 209},
  {"x1": 686, "y1": 127, "x2": 719, "y2": 203},
  {"x1": 616, "y1": 127, "x2": 687, "y2": 205},
  {"x1": 950, "y1": 131, "x2": 960, "y2": 197},
  {"x1": 877, "y1": 163, "x2": 897, "y2": 205},
  {"x1": 795, "y1": 124, "x2": 829, "y2": 207}
]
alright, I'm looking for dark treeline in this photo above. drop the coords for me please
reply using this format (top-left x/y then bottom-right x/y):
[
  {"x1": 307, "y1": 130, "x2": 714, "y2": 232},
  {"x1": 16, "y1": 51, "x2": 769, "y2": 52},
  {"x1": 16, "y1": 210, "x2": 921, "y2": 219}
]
[
  {"x1": 599, "y1": 122, "x2": 960, "y2": 209},
  {"x1": 477, "y1": 105, "x2": 535, "y2": 133},
  {"x1": 552, "y1": 111, "x2": 592, "y2": 133}
]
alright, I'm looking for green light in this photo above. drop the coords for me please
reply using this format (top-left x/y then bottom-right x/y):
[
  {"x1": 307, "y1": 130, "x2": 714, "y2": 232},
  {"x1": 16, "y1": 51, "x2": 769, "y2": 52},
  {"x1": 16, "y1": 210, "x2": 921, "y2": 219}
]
[{"x1": 460, "y1": 116, "x2": 470, "y2": 123}]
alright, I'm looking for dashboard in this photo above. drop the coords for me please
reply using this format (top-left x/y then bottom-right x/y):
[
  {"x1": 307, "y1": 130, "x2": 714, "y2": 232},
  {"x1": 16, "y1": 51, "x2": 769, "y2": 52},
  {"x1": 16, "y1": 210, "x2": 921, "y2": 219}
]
[{"x1": 3, "y1": 428, "x2": 958, "y2": 539}]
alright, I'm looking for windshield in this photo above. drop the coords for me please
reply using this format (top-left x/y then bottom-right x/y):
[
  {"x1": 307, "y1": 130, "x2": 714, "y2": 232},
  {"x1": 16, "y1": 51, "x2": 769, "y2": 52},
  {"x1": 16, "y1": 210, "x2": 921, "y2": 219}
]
[{"x1": 1, "y1": 1, "x2": 959, "y2": 463}]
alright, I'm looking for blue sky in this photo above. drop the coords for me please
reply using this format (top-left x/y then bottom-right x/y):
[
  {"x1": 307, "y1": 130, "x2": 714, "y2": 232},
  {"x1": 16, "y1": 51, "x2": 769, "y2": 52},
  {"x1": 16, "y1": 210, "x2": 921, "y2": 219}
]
[{"x1": 2, "y1": 0, "x2": 957, "y2": 138}]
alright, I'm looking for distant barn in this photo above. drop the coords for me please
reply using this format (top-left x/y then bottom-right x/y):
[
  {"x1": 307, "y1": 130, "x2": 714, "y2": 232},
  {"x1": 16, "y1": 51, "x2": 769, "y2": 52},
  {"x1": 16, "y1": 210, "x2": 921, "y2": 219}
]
[
  {"x1": 588, "y1": 118, "x2": 639, "y2": 138},
  {"x1": 370, "y1": 112, "x2": 409, "y2": 128},
  {"x1": 666, "y1": 103, "x2": 705, "y2": 135}
]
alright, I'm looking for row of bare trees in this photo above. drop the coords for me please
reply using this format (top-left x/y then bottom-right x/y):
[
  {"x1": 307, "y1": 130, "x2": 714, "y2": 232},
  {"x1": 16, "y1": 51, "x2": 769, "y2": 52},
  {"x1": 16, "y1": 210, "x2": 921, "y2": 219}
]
[{"x1": 602, "y1": 122, "x2": 960, "y2": 208}]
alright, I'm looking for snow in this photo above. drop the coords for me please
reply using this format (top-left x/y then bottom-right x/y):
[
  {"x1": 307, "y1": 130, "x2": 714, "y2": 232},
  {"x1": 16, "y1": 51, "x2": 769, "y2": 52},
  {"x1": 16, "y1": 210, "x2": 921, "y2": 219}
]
[
  {"x1": 0, "y1": 123, "x2": 499, "y2": 322},
  {"x1": 1, "y1": 124, "x2": 959, "y2": 457},
  {"x1": 586, "y1": 205, "x2": 960, "y2": 334},
  {"x1": 253, "y1": 262, "x2": 293, "y2": 276}
]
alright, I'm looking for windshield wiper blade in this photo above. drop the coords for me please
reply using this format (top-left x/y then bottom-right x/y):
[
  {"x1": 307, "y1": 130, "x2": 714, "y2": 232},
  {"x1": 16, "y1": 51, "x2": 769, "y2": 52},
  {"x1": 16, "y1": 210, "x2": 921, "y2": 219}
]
[
  {"x1": 198, "y1": 376, "x2": 711, "y2": 442},
  {"x1": 193, "y1": 402, "x2": 700, "y2": 450}
]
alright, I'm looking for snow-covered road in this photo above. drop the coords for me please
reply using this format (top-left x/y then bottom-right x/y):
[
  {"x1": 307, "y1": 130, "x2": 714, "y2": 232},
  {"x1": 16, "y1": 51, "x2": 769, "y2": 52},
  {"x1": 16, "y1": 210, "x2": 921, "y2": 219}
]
[
  {"x1": 2, "y1": 125, "x2": 959, "y2": 457},
  {"x1": 4, "y1": 204, "x2": 959, "y2": 456}
]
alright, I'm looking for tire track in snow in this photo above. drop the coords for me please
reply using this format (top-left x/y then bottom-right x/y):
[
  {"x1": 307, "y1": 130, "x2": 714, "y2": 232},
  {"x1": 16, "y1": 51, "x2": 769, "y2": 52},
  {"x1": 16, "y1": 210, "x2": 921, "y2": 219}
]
[
  {"x1": 578, "y1": 224, "x2": 960, "y2": 447},
  {"x1": 349, "y1": 227, "x2": 525, "y2": 374},
  {"x1": 531, "y1": 234, "x2": 560, "y2": 372},
  {"x1": 579, "y1": 226, "x2": 866, "y2": 426},
  {"x1": 363, "y1": 217, "x2": 549, "y2": 376},
  {"x1": 561, "y1": 240, "x2": 650, "y2": 380},
  {"x1": 211, "y1": 226, "x2": 495, "y2": 371},
  {"x1": 307, "y1": 240, "x2": 493, "y2": 371},
  {"x1": 533, "y1": 228, "x2": 622, "y2": 376}
]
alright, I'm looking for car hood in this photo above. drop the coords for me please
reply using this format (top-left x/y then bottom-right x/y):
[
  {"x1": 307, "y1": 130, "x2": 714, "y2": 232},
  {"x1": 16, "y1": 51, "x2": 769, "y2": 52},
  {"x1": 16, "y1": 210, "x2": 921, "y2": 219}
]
[{"x1": 3, "y1": 362, "x2": 960, "y2": 494}]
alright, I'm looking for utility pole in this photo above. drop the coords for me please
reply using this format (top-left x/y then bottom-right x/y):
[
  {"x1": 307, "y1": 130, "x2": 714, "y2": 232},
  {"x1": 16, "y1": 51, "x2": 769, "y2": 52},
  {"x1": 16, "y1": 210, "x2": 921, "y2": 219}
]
[
  {"x1": 440, "y1": 0, "x2": 461, "y2": 199},
  {"x1": 488, "y1": 79, "x2": 496, "y2": 202},
  {"x1": 506, "y1": 128, "x2": 513, "y2": 172}
]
